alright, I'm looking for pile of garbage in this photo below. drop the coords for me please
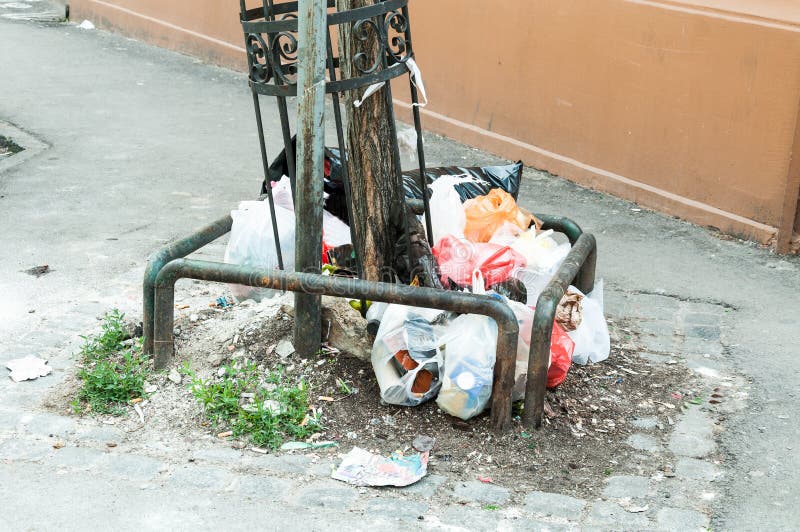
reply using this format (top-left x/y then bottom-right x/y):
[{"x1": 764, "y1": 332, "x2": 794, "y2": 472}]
[{"x1": 223, "y1": 163, "x2": 610, "y2": 421}]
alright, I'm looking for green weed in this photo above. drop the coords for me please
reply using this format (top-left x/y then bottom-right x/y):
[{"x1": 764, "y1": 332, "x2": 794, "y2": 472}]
[
  {"x1": 73, "y1": 310, "x2": 150, "y2": 414},
  {"x1": 336, "y1": 378, "x2": 352, "y2": 395},
  {"x1": 183, "y1": 362, "x2": 321, "y2": 449}
]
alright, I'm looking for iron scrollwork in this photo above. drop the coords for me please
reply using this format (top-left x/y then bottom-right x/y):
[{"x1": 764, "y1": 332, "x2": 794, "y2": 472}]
[
  {"x1": 246, "y1": 33, "x2": 272, "y2": 84},
  {"x1": 351, "y1": 9, "x2": 411, "y2": 75},
  {"x1": 270, "y1": 29, "x2": 299, "y2": 84},
  {"x1": 352, "y1": 18, "x2": 383, "y2": 75},
  {"x1": 384, "y1": 9, "x2": 409, "y2": 64},
  {"x1": 247, "y1": 7, "x2": 413, "y2": 88}
]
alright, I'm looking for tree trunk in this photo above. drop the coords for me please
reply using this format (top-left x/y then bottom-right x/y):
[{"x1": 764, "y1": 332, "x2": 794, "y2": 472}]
[{"x1": 337, "y1": 0, "x2": 406, "y2": 283}]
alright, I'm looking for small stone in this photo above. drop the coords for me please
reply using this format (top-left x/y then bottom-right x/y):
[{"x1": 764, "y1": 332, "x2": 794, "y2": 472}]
[
  {"x1": 276, "y1": 340, "x2": 295, "y2": 359},
  {"x1": 143, "y1": 382, "x2": 158, "y2": 394},
  {"x1": 346, "y1": 431, "x2": 358, "y2": 440},
  {"x1": 217, "y1": 367, "x2": 227, "y2": 377},
  {"x1": 189, "y1": 314, "x2": 199, "y2": 322},
  {"x1": 207, "y1": 353, "x2": 226, "y2": 367},
  {"x1": 167, "y1": 368, "x2": 182, "y2": 385},
  {"x1": 413, "y1": 435, "x2": 435, "y2": 452}
]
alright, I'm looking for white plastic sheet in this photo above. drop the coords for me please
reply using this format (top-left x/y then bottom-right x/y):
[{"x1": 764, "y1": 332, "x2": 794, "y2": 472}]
[
  {"x1": 224, "y1": 200, "x2": 295, "y2": 302},
  {"x1": 567, "y1": 280, "x2": 610, "y2": 365}
]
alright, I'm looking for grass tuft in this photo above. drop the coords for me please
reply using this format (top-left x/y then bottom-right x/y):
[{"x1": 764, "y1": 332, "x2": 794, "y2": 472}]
[
  {"x1": 183, "y1": 361, "x2": 321, "y2": 449},
  {"x1": 71, "y1": 310, "x2": 150, "y2": 415}
]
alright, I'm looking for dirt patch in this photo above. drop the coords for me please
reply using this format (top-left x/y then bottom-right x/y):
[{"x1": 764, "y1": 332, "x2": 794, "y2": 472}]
[{"x1": 50, "y1": 291, "x2": 699, "y2": 500}]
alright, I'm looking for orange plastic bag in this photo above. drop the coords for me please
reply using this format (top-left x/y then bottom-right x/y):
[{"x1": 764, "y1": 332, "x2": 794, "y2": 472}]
[{"x1": 463, "y1": 189, "x2": 534, "y2": 243}]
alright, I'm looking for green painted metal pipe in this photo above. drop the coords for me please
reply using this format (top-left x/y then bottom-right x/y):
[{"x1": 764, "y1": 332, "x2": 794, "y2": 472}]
[
  {"x1": 153, "y1": 258, "x2": 520, "y2": 432},
  {"x1": 142, "y1": 215, "x2": 233, "y2": 354},
  {"x1": 536, "y1": 214, "x2": 583, "y2": 246},
  {"x1": 522, "y1": 232, "x2": 597, "y2": 428}
]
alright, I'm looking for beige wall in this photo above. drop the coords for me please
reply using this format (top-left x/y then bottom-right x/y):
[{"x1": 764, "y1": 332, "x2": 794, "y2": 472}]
[{"x1": 72, "y1": 0, "x2": 800, "y2": 252}]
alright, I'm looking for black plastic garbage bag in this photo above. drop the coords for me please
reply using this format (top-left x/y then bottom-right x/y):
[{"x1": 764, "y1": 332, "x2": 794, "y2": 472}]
[
  {"x1": 402, "y1": 162, "x2": 523, "y2": 202},
  {"x1": 261, "y1": 137, "x2": 523, "y2": 224}
]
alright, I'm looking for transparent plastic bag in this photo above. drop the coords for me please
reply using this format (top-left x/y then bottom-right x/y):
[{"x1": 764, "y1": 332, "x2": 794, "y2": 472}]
[
  {"x1": 509, "y1": 229, "x2": 570, "y2": 274},
  {"x1": 567, "y1": 280, "x2": 610, "y2": 365},
  {"x1": 436, "y1": 313, "x2": 498, "y2": 420},
  {"x1": 371, "y1": 305, "x2": 447, "y2": 406},
  {"x1": 224, "y1": 200, "x2": 295, "y2": 302},
  {"x1": 463, "y1": 188, "x2": 534, "y2": 243},
  {"x1": 513, "y1": 268, "x2": 552, "y2": 307}
]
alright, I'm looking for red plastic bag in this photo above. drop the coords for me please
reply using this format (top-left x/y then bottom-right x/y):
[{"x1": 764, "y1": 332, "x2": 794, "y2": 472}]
[
  {"x1": 511, "y1": 303, "x2": 575, "y2": 398},
  {"x1": 433, "y1": 236, "x2": 526, "y2": 289},
  {"x1": 547, "y1": 321, "x2": 574, "y2": 388}
]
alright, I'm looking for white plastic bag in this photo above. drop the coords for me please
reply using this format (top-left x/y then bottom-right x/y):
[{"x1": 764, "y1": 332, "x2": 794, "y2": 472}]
[
  {"x1": 270, "y1": 175, "x2": 352, "y2": 248},
  {"x1": 270, "y1": 175, "x2": 295, "y2": 211},
  {"x1": 436, "y1": 313, "x2": 498, "y2": 420},
  {"x1": 425, "y1": 174, "x2": 476, "y2": 247},
  {"x1": 567, "y1": 280, "x2": 610, "y2": 365},
  {"x1": 224, "y1": 200, "x2": 295, "y2": 302},
  {"x1": 371, "y1": 305, "x2": 446, "y2": 406}
]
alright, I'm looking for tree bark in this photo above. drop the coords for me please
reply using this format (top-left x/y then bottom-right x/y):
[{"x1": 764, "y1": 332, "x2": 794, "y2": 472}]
[{"x1": 337, "y1": 0, "x2": 406, "y2": 283}]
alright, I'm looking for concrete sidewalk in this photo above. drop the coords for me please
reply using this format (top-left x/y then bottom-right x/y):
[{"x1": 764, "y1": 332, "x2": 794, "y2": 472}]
[{"x1": 1, "y1": 14, "x2": 799, "y2": 531}]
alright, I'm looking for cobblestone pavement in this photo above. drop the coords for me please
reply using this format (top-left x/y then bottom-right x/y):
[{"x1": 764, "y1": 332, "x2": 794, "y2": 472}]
[{"x1": 1, "y1": 13, "x2": 799, "y2": 531}]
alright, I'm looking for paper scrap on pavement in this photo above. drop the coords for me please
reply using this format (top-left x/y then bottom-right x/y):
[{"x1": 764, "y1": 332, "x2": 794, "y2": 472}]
[
  {"x1": 331, "y1": 446, "x2": 428, "y2": 487},
  {"x1": 6, "y1": 355, "x2": 53, "y2": 382}
]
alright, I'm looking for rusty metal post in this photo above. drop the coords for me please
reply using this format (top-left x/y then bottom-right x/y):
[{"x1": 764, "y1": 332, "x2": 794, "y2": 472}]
[
  {"x1": 142, "y1": 214, "x2": 232, "y2": 357},
  {"x1": 293, "y1": 0, "x2": 327, "y2": 357}
]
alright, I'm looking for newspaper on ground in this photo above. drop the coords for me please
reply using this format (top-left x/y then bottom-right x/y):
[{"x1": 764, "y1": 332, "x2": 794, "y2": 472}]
[{"x1": 331, "y1": 446, "x2": 429, "y2": 487}]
